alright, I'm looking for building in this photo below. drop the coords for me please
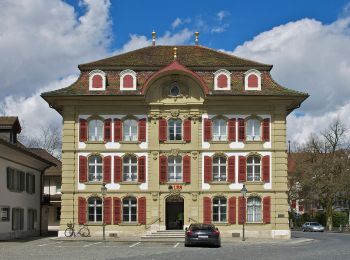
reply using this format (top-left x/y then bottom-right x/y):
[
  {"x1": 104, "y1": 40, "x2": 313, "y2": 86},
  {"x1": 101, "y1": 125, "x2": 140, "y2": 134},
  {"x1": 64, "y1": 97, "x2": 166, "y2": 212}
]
[
  {"x1": 0, "y1": 117, "x2": 55, "y2": 240},
  {"x1": 42, "y1": 37, "x2": 308, "y2": 239}
]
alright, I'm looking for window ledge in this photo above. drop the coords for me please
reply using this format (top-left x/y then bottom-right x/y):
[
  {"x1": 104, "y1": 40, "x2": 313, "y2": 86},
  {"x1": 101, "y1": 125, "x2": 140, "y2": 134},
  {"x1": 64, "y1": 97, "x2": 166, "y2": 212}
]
[
  {"x1": 209, "y1": 181, "x2": 230, "y2": 185},
  {"x1": 212, "y1": 222, "x2": 230, "y2": 226},
  {"x1": 87, "y1": 222, "x2": 103, "y2": 226},
  {"x1": 163, "y1": 141, "x2": 186, "y2": 144},
  {"x1": 84, "y1": 182, "x2": 104, "y2": 185},
  {"x1": 121, "y1": 182, "x2": 141, "y2": 185},
  {"x1": 165, "y1": 182, "x2": 187, "y2": 185},
  {"x1": 245, "y1": 222, "x2": 265, "y2": 225},
  {"x1": 119, "y1": 141, "x2": 140, "y2": 144},
  {"x1": 244, "y1": 140, "x2": 264, "y2": 144},
  {"x1": 244, "y1": 181, "x2": 265, "y2": 185},
  {"x1": 85, "y1": 141, "x2": 106, "y2": 144},
  {"x1": 118, "y1": 223, "x2": 140, "y2": 226},
  {"x1": 210, "y1": 141, "x2": 229, "y2": 144}
]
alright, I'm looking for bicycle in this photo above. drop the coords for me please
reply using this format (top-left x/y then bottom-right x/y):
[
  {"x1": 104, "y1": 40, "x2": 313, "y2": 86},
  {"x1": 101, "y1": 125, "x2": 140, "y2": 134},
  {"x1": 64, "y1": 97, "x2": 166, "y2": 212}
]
[{"x1": 64, "y1": 222, "x2": 90, "y2": 237}]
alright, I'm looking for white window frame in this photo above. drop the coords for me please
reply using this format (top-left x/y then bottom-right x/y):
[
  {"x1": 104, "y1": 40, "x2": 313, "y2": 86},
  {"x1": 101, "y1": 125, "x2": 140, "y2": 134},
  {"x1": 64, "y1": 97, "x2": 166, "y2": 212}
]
[
  {"x1": 213, "y1": 197, "x2": 227, "y2": 223},
  {"x1": 212, "y1": 118, "x2": 227, "y2": 141},
  {"x1": 88, "y1": 119, "x2": 104, "y2": 142},
  {"x1": 89, "y1": 70, "x2": 106, "y2": 91},
  {"x1": 122, "y1": 197, "x2": 137, "y2": 223},
  {"x1": 88, "y1": 197, "x2": 103, "y2": 223},
  {"x1": 168, "y1": 156, "x2": 183, "y2": 182},
  {"x1": 120, "y1": 69, "x2": 137, "y2": 90},
  {"x1": 123, "y1": 155, "x2": 138, "y2": 182},
  {"x1": 168, "y1": 119, "x2": 182, "y2": 141},
  {"x1": 123, "y1": 119, "x2": 138, "y2": 141},
  {"x1": 88, "y1": 155, "x2": 103, "y2": 182},
  {"x1": 213, "y1": 69, "x2": 231, "y2": 90},
  {"x1": 247, "y1": 156, "x2": 261, "y2": 181},
  {"x1": 0, "y1": 206, "x2": 10, "y2": 222},
  {"x1": 246, "y1": 118, "x2": 261, "y2": 141},
  {"x1": 244, "y1": 69, "x2": 261, "y2": 91},
  {"x1": 247, "y1": 197, "x2": 262, "y2": 223},
  {"x1": 212, "y1": 156, "x2": 227, "y2": 182}
]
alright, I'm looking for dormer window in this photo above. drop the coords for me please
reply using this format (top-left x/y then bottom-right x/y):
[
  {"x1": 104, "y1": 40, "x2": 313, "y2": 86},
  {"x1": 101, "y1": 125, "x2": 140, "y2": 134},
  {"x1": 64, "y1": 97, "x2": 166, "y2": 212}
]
[
  {"x1": 214, "y1": 69, "x2": 231, "y2": 90},
  {"x1": 89, "y1": 70, "x2": 106, "y2": 91},
  {"x1": 170, "y1": 85, "x2": 180, "y2": 96},
  {"x1": 245, "y1": 69, "x2": 261, "y2": 90},
  {"x1": 120, "y1": 69, "x2": 137, "y2": 90}
]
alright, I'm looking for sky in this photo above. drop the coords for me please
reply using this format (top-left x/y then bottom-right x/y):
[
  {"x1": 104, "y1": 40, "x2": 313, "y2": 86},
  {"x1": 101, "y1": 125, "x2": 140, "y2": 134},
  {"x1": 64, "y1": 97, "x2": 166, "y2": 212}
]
[{"x1": 0, "y1": 0, "x2": 350, "y2": 148}]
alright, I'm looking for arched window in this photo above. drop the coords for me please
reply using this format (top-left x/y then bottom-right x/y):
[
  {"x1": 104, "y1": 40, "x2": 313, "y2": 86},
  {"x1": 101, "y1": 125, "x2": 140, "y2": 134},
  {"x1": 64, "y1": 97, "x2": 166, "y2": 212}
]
[
  {"x1": 123, "y1": 75, "x2": 133, "y2": 88},
  {"x1": 168, "y1": 119, "x2": 182, "y2": 141},
  {"x1": 168, "y1": 155, "x2": 182, "y2": 182},
  {"x1": 123, "y1": 155, "x2": 138, "y2": 182},
  {"x1": 247, "y1": 155, "x2": 261, "y2": 181},
  {"x1": 88, "y1": 119, "x2": 103, "y2": 141},
  {"x1": 212, "y1": 118, "x2": 227, "y2": 141},
  {"x1": 217, "y1": 74, "x2": 228, "y2": 88},
  {"x1": 123, "y1": 119, "x2": 138, "y2": 141},
  {"x1": 248, "y1": 74, "x2": 258, "y2": 88},
  {"x1": 92, "y1": 75, "x2": 103, "y2": 88},
  {"x1": 89, "y1": 70, "x2": 106, "y2": 90},
  {"x1": 214, "y1": 69, "x2": 231, "y2": 90},
  {"x1": 246, "y1": 118, "x2": 261, "y2": 141},
  {"x1": 88, "y1": 197, "x2": 102, "y2": 222},
  {"x1": 213, "y1": 197, "x2": 227, "y2": 222},
  {"x1": 212, "y1": 156, "x2": 227, "y2": 181},
  {"x1": 247, "y1": 197, "x2": 262, "y2": 223},
  {"x1": 170, "y1": 85, "x2": 180, "y2": 96},
  {"x1": 120, "y1": 70, "x2": 137, "y2": 90},
  {"x1": 244, "y1": 69, "x2": 261, "y2": 90},
  {"x1": 88, "y1": 155, "x2": 103, "y2": 182},
  {"x1": 123, "y1": 197, "x2": 137, "y2": 223}
]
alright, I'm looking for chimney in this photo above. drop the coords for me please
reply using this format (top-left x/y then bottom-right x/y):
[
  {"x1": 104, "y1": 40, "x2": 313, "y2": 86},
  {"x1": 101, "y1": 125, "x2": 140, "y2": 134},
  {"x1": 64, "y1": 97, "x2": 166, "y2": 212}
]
[
  {"x1": 195, "y1": 32, "x2": 199, "y2": 46},
  {"x1": 152, "y1": 31, "x2": 156, "y2": 46}
]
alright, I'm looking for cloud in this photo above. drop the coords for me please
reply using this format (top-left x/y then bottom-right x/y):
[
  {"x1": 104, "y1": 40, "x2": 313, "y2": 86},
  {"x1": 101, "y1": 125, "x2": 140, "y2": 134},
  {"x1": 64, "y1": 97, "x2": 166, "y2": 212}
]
[
  {"x1": 172, "y1": 18, "x2": 182, "y2": 29},
  {"x1": 211, "y1": 23, "x2": 229, "y2": 33},
  {"x1": 217, "y1": 10, "x2": 229, "y2": 21}
]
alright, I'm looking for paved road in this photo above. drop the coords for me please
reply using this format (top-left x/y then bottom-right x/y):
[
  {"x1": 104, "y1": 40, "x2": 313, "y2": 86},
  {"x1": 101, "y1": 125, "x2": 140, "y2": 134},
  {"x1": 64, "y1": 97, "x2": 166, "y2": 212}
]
[{"x1": 0, "y1": 231, "x2": 350, "y2": 260}]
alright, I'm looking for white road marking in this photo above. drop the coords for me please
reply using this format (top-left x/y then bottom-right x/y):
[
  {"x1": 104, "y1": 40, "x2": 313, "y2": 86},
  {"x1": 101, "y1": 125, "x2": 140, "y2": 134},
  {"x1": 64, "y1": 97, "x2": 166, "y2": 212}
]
[
  {"x1": 38, "y1": 241, "x2": 62, "y2": 247},
  {"x1": 129, "y1": 242, "x2": 141, "y2": 248},
  {"x1": 174, "y1": 242, "x2": 179, "y2": 248},
  {"x1": 83, "y1": 242, "x2": 102, "y2": 247}
]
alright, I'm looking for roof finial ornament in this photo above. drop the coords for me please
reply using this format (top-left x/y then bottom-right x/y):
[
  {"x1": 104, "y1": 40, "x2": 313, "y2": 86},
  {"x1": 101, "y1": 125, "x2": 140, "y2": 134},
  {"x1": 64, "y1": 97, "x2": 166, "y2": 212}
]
[
  {"x1": 195, "y1": 32, "x2": 199, "y2": 46},
  {"x1": 173, "y1": 47, "x2": 177, "y2": 60},
  {"x1": 152, "y1": 30, "x2": 156, "y2": 46}
]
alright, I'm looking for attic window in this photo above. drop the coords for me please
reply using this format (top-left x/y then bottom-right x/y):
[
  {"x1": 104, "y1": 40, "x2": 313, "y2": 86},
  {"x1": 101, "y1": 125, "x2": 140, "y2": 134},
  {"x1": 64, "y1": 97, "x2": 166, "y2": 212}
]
[
  {"x1": 214, "y1": 69, "x2": 231, "y2": 90},
  {"x1": 89, "y1": 70, "x2": 106, "y2": 91},
  {"x1": 120, "y1": 69, "x2": 137, "y2": 90},
  {"x1": 245, "y1": 69, "x2": 261, "y2": 91},
  {"x1": 170, "y1": 85, "x2": 180, "y2": 96}
]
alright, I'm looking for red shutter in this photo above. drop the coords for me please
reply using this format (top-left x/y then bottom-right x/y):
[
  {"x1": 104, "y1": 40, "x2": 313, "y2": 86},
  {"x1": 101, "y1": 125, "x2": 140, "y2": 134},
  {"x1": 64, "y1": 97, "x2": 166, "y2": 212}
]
[
  {"x1": 183, "y1": 155, "x2": 191, "y2": 183},
  {"x1": 203, "y1": 197, "x2": 211, "y2": 224},
  {"x1": 183, "y1": 119, "x2": 191, "y2": 142},
  {"x1": 114, "y1": 156, "x2": 122, "y2": 183},
  {"x1": 104, "y1": 119, "x2": 112, "y2": 142},
  {"x1": 159, "y1": 119, "x2": 167, "y2": 142},
  {"x1": 228, "y1": 118, "x2": 236, "y2": 142},
  {"x1": 159, "y1": 155, "x2": 168, "y2": 183},
  {"x1": 248, "y1": 74, "x2": 258, "y2": 88},
  {"x1": 262, "y1": 118, "x2": 270, "y2": 141},
  {"x1": 262, "y1": 155, "x2": 270, "y2": 183},
  {"x1": 79, "y1": 119, "x2": 87, "y2": 142},
  {"x1": 113, "y1": 197, "x2": 121, "y2": 224},
  {"x1": 78, "y1": 197, "x2": 87, "y2": 225},
  {"x1": 103, "y1": 156, "x2": 111, "y2": 183},
  {"x1": 123, "y1": 74, "x2": 133, "y2": 88},
  {"x1": 114, "y1": 119, "x2": 122, "y2": 142},
  {"x1": 217, "y1": 74, "x2": 228, "y2": 88},
  {"x1": 138, "y1": 197, "x2": 146, "y2": 225},
  {"x1": 92, "y1": 74, "x2": 103, "y2": 88},
  {"x1": 79, "y1": 156, "x2": 88, "y2": 183},
  {"x1": 138, "y1": 156, "x2": 146, "y2": 183},
  {"x1": 263, "y1": 196, "x2": 271, "y2": 224},
  {"x1": 238, "y1": 196, "x2": 246, "y2": 224},
  {"x1": 228, "y1": 197, "x2": 237, "y2": 224},
  {"x1": 138, "y1": 118, "x2": 146, "y2": 142},
  {"x1": 227, "y1": 156, "x2": 236, "y2": 183},
  {"x1": 203, "y1": 118, "x2": 212, "y2": 142},
  {"x1": 204, "y1": 156, "x2": 212, "y2": 183},
  {"x1": 238, "y1": 118, "x2": 245, "y2": 141},
  {"x1": 104, "y1": 197, "x2": 112, "y2": 225},
  {"x1": 238, "y1": 156, "x2": 247, "y2": 183}
]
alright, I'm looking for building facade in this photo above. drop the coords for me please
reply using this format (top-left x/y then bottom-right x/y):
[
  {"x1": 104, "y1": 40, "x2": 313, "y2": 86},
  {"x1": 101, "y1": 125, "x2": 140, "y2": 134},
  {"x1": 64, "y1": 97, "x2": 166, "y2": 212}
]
[{"x1": 42, "y1": 44, "x2": 308, "y2": 239}]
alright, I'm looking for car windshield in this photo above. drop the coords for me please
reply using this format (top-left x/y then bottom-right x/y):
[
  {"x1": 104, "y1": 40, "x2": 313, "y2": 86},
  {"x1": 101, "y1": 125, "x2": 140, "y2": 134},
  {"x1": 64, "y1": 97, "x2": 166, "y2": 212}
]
[
  {"x1": 189, "y1": 224, "x2": 215, "y2": 231},
  {"x1": 310, "y1": 223, "x2": 320, "y2": 226}
]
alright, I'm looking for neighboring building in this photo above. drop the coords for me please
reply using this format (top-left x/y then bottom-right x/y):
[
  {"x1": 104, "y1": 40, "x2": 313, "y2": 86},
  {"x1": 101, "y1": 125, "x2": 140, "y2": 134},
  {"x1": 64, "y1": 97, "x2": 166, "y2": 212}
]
[
  {"x1": 0, "y1": 117, "x2": 55, "y2": 240},
  {"x1": 42, "y1": 38, "x2": 308, "y2": 239}
]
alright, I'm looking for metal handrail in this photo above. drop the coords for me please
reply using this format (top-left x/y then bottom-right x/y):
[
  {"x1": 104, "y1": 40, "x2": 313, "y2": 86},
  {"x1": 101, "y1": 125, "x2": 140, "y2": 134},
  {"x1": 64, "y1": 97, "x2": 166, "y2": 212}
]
[
  {"x1": 188, "y1": 217, "x2": 198, "y2": 223},
  {"x1": 145, "y1": 217, "x2": 161, "y2": 230}
]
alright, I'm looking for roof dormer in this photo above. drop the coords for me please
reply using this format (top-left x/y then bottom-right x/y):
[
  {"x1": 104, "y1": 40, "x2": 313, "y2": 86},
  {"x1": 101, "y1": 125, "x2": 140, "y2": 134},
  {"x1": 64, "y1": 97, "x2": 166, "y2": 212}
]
[
  {"x1": 120, "y1": 69, "x2": 137, "y2": 91},
  {"x1": 244, "y1": 69, "x2": 261, "y2": 91},
  {"x1": 89, "y1": 70, "x2": 106, "y2": 91},
  {"x1": 214, "y1": 69, "x2": 231, "y2": 90}
]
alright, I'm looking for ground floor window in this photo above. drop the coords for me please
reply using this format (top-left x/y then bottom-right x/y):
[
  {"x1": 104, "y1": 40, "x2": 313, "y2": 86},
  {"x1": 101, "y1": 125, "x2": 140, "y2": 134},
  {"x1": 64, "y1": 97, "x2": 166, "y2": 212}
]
[
  {"x1": 88, "y1": 197, "x2": 102, "y2": 222},
  {"x1": 213, "y1": 197, "x2": 227, "y2": 222},
  {"x1": 12, "y1": 208, "x2": 24, "y2": 231},
  {"x1": 0, "y1": 206, "x2": 10, "y2": 222},
  {"x1": 247, "y1": 197, "x2": 261, "y2": 223},
  {"x1": 123, "y1": 197, "x2": 137, "y2": 223},
  {"x1": 27, "y1": 209, "x2": 37, "y2": 230}
]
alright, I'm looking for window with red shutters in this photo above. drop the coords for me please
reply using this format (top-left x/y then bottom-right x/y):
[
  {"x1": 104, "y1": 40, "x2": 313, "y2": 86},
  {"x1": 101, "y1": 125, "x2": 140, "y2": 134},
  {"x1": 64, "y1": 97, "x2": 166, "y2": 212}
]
[
  {"x1": 183, "y1": 155, "x2": 191, "y2": 183},
  {"x1": 159, "y1": 119, "x2": 167, "y2": 142},
  {"x1": 204, "y1": 118, "x2": 212, "y2": 142},
  {"x1": 238, "y1": 196, "x2": 246, "y2": 224},
  {"x1": 263, "y1": 196, "x2": 271, "y2": 224},
  {"x1": 138, "y1": 197, "x2": 146, "y2": 225},
  {"x1": 138, "y1": 156, "x2": 146, "y2": 183},
  {"x1": 228, "y1": 118, "x2": 236, "y2": 142},
  {"x1": 113, "y1": 197, "x2": 121, "y2": 224},
  {"x1": 114, "y1": 156, "x2": 122, "y2": 183},
  {"x1": 79, "y1": 156, "x2": 87, "y2": 183},
  {"x1": 104, "y1": 119, "x2": 112, "y2": 142},
  {"x1": 79, "y1": 119, "x2": 87, "y2": 142},
  {"x1": 92, "y1": 74, "x2": 103, "y2": 89},
  {"x1": 114, "y1": 119, "x2": 122, "y2": 142},
  {"x1": 203, "y1": 197, "x2": 212, "y2": 224},
  {"x1": 159, "y1": 155, "x2": 168, "y2": 184},
  {"x1": 248, "y1": 74, "x2": 258, "y2": 88},
  {"x1": 227, "y1": 156, "x2": 236, "y2": 183},
  {"x1": 262, "y1": 118, "x2": 270, "y2": 141},
  {"x1": 104, "y1": 197, "x2": 112, "y2": 225},
  {"x1": 78, "y1": 197, "x2": 87, "y2": 225},
  {"x1": 238, "y1": 118, "x2": 245, "y2": 141},
  {"x1": 204, "y1": 156, "x2": 212, "y2": 183},
  {"x1": 228, "y1": 197, "x2": 237, "y2": 224},
  {"x1": 123, "y1": 74, "x2": 133, "y2": 88},
  {"x1": 291, "y1": 200, "x2": 296, "y2": 209},
  {"x1": 262, "y1": 155, "x2": 270, "y2": 183},
  {"x1": 103, "y1": 156, "x2": 111, "y2": 183},
  {"x1": 238, "y1": 156, "x2": 247, "y2": 183},
  {"x1": 217, "y1": 74, "x2": 228, "y2": 88},
  {"x1": 183, "y1": 119, "x2": 191, "y2": 142},
  {"x1": 138, "y1": 118, "x2": 146, "y2": 142}
]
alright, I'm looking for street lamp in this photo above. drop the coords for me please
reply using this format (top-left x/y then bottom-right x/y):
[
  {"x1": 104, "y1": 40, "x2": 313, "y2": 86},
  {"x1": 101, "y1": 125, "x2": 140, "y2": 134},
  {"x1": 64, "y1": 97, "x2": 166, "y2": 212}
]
[
  {"x1": 241, "y1": 184, "x2": 248, "y2": 241},
  {"x1": 101, "y1": 183, "x2": 107, "y2": 240}
]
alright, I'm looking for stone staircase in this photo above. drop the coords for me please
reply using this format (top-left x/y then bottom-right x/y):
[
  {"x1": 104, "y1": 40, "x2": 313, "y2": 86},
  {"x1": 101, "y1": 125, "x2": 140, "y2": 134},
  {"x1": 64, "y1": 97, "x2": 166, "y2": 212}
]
[{"x1": 141, "y1": 230, "x2": 185, "y2": 241}]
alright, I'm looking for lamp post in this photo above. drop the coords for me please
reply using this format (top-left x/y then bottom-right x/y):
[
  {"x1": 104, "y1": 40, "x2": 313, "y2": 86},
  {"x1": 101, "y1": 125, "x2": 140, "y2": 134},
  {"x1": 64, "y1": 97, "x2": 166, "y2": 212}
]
[
  {"x1": 241, "y1": 184, "x2": 248, "y2": 241},
  {"x1": 101, "y1": 183, "x2": 107, "y2": 240}
]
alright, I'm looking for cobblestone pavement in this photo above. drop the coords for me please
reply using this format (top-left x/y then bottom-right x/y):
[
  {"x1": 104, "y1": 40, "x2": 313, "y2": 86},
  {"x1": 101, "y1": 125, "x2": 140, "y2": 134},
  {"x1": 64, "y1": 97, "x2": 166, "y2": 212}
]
[{"x1": 0, "y1": 231, "x2": 350, "y2": 260}]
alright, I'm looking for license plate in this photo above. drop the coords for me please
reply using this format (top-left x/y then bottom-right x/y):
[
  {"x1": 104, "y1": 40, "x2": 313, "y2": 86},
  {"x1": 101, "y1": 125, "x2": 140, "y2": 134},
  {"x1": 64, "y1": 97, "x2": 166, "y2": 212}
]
[{"x1": 198, "y1": 235, "x2": 208, "y2": 238}]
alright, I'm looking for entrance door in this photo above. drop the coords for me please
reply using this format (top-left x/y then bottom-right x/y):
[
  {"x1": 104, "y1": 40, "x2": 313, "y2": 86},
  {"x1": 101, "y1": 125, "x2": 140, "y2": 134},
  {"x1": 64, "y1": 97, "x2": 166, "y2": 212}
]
[{"x1": 166, "y1": 196, "x2": 184, "y2": 230}]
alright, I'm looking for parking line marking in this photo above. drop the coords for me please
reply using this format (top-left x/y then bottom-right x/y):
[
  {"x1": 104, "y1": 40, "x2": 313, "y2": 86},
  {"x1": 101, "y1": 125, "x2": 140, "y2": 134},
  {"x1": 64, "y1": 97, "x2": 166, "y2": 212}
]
[
  {"x1": 174, "y1": 242, "x2": 179, "y2": 248},
  {"x1": 129, "y1": 242, "x2": 141, "y2": 248},
  {"x1": 83, "y1": 242, "x2": 102, "y2": 247},
  {"x1": 38, "y1": 241, "x2": 62, "y2": 247}
]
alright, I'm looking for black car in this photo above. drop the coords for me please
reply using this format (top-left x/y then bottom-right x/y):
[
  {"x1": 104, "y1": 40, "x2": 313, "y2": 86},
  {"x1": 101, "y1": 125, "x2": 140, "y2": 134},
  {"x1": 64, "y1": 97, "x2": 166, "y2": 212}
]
[{"x1": 185, "y1": 223, "x2": 221, "y2": 247}]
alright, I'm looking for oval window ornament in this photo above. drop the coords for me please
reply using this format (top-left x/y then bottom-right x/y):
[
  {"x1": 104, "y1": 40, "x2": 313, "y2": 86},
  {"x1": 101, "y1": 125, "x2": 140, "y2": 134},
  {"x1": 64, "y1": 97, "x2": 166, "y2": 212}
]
[{"x1": 170, "y1": 85, "x2": 180, "y2": 96}]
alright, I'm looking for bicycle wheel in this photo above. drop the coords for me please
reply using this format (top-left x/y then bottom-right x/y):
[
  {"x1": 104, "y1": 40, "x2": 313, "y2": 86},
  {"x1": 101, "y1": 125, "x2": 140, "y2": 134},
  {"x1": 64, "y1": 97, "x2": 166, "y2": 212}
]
[
  {"x1": 79, "y1": 226, "x2": 90, "y2": 237},
  {"x1": 64, "y1": 227, "x2": 74, "y2": 237}
]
